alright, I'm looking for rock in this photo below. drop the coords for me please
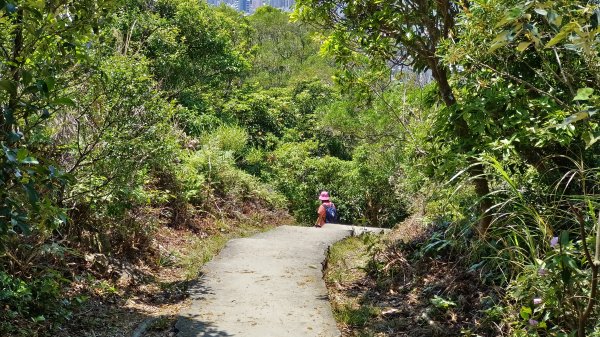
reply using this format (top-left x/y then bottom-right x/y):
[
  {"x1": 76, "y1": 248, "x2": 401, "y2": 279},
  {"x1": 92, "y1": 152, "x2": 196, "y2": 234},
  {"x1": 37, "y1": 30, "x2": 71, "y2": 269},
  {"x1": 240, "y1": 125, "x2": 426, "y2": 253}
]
[
  {"x1": 84, "y1": 253, "x2": 109, "y2": 272},
  {"x1": 117, "y1": 270, "x2": 133, "y2": 286}
]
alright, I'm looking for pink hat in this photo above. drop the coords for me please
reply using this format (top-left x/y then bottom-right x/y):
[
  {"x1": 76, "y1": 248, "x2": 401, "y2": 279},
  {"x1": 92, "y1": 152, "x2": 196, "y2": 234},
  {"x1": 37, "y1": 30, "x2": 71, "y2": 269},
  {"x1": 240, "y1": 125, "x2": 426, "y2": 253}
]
[{"x1": 319, "y1": 191, "x2": 330, "y2": 201}]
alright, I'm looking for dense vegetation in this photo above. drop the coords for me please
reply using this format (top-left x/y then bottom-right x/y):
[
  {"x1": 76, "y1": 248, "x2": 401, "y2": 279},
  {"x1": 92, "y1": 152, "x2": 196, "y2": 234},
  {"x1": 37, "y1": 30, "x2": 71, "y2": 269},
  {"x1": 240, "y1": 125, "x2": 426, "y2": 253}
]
[
  {"x1": 1, "y1": 0, "x2": 600, "y2": 336},
  {"x1": 293, "y1": 0, "x2": 600, "y2": 336}
]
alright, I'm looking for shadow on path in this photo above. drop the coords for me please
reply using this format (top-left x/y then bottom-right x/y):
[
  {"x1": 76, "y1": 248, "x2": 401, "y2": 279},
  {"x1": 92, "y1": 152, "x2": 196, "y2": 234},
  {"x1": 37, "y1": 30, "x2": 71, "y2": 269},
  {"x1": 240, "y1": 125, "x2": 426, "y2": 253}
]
[
  {"x1": 176, "y1": 316, "x2": 234, "y2": 337},
  {"x1": 176, "y1": 277, "x2": 234, "y2": 337},
  {"x1": 175, "y1": 224, "x2": 387, "y2": 337}
]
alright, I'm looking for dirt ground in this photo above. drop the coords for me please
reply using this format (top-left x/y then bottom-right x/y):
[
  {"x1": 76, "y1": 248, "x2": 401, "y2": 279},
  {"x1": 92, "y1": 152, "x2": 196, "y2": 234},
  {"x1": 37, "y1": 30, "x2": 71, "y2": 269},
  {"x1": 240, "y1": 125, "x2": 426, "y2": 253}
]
[
  {"x1": 325, "y1": 214, "x2": 507, "y2": 337},
  {"x1": 49, "y1": 210, "x2": 292, "y2": 337},
  {"x1": 53, "y1": 227, "x2": 204, "y2": 337}
]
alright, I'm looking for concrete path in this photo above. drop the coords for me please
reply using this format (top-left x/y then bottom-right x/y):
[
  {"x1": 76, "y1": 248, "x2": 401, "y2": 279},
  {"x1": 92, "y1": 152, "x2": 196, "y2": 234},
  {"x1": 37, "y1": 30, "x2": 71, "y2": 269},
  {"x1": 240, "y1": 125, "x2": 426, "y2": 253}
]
[{"x1": 175, "y1": 224, "x2": 386, "y2": 337}]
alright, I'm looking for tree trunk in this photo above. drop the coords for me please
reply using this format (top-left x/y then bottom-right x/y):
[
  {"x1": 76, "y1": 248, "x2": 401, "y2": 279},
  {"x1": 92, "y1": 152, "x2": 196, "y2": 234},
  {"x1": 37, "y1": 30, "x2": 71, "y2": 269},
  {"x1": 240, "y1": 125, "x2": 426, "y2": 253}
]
[
  {"x1": 470, "y1": 163, "x2": 492, "y2": 235},
  {"x1": 431, "y1": 59, "x2": 493, "y2": 235}
]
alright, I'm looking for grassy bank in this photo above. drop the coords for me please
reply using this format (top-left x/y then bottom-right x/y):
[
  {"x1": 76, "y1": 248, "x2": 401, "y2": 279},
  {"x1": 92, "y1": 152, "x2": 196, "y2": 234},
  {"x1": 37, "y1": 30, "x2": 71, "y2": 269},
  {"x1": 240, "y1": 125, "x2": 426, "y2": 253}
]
[
  {"x1": 324, "y1": 216, "x2": 502, "y2": 336},
  {"x1": 12, "y1": 211, "x2": 292, "y2": 337}
]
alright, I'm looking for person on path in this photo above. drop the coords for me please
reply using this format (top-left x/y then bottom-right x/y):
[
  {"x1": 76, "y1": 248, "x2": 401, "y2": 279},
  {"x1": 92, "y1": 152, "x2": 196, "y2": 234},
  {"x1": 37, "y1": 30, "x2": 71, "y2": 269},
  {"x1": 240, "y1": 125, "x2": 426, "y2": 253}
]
[{"x1": 315, "y1": 191, "x2": 337, "y2": 228}]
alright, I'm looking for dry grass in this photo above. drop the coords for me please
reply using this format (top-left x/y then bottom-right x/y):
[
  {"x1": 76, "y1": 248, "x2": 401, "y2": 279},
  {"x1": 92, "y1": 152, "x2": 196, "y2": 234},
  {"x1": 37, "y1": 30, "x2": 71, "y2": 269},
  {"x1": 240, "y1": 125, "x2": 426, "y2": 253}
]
[
  {"x1": 324, "y1": 215, "x2": 504, "y2": 337},
  {"x1": 46, "y1": 209, "x2": 293, "y2": 337}
]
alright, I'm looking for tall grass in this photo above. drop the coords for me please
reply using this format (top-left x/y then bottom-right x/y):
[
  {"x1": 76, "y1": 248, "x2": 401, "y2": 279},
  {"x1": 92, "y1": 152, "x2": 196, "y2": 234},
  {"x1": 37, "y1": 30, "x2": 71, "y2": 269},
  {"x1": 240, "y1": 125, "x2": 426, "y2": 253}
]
[
  {"x1": 478, "y1": 156, "x2": 598, "y2": 270},
  {"x1": 468, "y1": 154, "x2": 600, "y2": 335}
]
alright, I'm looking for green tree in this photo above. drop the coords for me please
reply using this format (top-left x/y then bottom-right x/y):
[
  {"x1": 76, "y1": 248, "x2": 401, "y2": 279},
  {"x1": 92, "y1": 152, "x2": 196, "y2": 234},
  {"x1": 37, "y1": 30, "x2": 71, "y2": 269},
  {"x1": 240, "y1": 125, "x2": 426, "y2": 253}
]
[
  {"x1": 293, "y1": 0, "x2": 495, "y2": 234},
  {"x1": 112, "y1": 0, "x2": 251, "y2": 101},
  {"x1": 248, "y1": 6, "x2": 332, "y2": 87},
  {"x1": 0, "y1": 0, "x2": 112, "y2": 246},
  {"x1": 445, "y1": 0, "x2": 600, "y2": 152}
]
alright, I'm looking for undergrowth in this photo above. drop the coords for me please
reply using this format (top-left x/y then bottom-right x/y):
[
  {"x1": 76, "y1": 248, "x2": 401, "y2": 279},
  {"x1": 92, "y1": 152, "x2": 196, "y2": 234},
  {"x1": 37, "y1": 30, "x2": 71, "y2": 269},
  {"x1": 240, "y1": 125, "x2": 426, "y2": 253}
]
[{"x1": 325, "y1": 217, "x2": 504, "y2": 337}]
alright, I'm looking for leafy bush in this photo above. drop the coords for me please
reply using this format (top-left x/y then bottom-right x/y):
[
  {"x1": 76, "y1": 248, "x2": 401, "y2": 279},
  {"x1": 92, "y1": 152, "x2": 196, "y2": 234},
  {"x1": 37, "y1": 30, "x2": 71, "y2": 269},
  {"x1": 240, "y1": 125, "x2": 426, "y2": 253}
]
[
  {"x1": 177, "y1": 141, "x2": 286, "y2": 213},
  {"x1": 0, "y1": 271, "x2": 71, "y2": 334},
  {"x1": 268, "y1": 140, "x2": 406, "y2": 226},
  {"x1": 202, "y1": 125, "x2": 249, "y2": 156}
]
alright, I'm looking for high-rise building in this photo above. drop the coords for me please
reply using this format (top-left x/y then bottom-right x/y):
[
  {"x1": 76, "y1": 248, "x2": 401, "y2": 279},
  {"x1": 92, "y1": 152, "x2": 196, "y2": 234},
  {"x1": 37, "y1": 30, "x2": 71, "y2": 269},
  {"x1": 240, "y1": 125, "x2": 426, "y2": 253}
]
[
  {"x1": 265, "y1": 0, "x2": 294, "y2": 10},
  {"x1": 238, "y1": 0, "x2": 251, "y2": 12},
  {"x1": 206, "y1": 0, "x2": 293, "y2": 13}
]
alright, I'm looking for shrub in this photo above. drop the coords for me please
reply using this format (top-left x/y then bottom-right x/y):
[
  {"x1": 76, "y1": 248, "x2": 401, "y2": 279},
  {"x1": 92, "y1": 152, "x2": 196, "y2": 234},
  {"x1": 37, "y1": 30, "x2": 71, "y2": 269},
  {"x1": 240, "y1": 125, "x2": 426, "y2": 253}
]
[
  {"x1": 268, "y1": 141, "x2": 406, "y2": 226},
  {"x1": 0, "y1": 271, "x2": 71, "y2": 335}
]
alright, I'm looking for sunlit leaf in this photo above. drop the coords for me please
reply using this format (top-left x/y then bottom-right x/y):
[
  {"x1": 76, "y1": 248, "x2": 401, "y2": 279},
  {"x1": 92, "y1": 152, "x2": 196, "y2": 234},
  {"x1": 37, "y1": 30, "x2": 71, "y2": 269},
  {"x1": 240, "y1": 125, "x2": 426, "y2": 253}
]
[
  {"x1": 583, "y1": 131, "x2": 600, "y2": 149},
  {"x1": 16, "y1": 148, "x2": 28, "y2": 162},
  {"x1": 516, "y1": 41, "x2": 531, "y2": 52},
  {"x1": 546, "y1": 10, "x2": 563, "y2": 27},
  {"x1": 489, "y1": 41, "x2": 508, "y2": 52},
  {"x1": 520, "y1": 306, "x2": 532, "y2": 320},
  {"x1": 3, "y1": 146, "x2": 17, "y2": 162},
  {"x1": 545, "y1": 22, "x2": 577, "y2": 48},
  {"x1": 573, "y1": 87, "x2": 594, "y2": 101},
  {"x1": 21, "y1": 157, "x2": 39, "y2": 165}
]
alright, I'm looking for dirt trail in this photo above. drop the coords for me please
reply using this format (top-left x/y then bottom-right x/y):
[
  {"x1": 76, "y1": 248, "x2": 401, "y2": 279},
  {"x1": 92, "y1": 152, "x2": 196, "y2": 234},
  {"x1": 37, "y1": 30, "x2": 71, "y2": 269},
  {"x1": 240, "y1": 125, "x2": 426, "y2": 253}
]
[{"x1": 175, "y1": 224, "x2": 385, "y2": 337}]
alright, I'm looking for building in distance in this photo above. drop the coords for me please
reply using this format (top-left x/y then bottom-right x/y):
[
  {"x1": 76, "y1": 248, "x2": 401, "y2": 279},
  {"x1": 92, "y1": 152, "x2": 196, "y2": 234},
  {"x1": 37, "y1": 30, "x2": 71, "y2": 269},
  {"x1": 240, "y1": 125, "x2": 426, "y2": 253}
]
[{"x1": 206, "y1": 0, "x2": 294, "y2": 13}]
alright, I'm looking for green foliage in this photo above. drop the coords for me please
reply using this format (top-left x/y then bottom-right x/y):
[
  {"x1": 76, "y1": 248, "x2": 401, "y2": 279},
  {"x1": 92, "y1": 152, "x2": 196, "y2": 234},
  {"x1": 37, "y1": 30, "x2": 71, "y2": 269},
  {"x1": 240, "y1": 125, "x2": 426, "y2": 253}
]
[
  {"x1": 126, "y1": 0, "x2": 251, "y2": 93},
  {"x1": 202, "y1": 125, "x2": 249, "y2": 156},
  {"x1": 430, "y1": 295, "x2": 457, "y2": 310},
  {"x1": 1, "y1": 0, "x2": 293, "y2": 332},
  {"x1": 177, "y1": 144, "x2": 285, "y2": 210},
  {"x1": 326, "y1": 235, "x2": 371, "y2": 284},
  {"x1": 440, "y1": 0, "x2": 600, "y2": 162},
  {"x1": 297, "y1": 0, "x2": 600, "y2": 335},
  {"x1": 334, "y1": 304, "x2": 380, "y2": 328},
  {"x1": 10, "y1": 0, "x2": 600, "y2": 335},
  {"x1": 315, "y1": 79, "x2": 450, "y2": 225},
  {"x1": 249, "y1": 6, "x2": 333, "y2": 87},
  {"x1": 0, "y1": 270, "x2": 71, "y2": 334},
  {"x1": 268, "y1": 139, "x2": 406, "y2": 227},
  {"x1": 488, "y1": 159, "x2": 600, "y2": 336},
  {"x1": 0, "y1": 0, "x2": 110, "y2": 249},
  {"x1": 219, "y1": 87, "x2": 291, "y2": 147},
  {"x1": 293, "y1": 0, "x2": 456, "y2": 73},
  {"x1": 268, "y1": 140, "x2": 345, "y2": 223}
]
